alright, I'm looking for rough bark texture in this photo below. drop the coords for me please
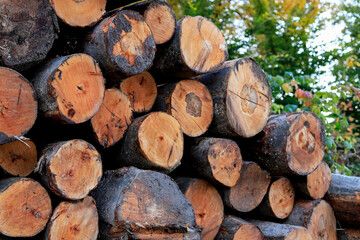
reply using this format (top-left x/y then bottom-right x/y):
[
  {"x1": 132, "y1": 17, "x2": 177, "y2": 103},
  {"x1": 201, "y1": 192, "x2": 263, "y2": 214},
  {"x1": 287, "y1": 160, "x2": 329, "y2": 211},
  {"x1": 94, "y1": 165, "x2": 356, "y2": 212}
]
[
  {"x1": 325, "y1": 174, "x2": 360, "y2": 227},
  {"x1": 215, "y1": 216, "x2": 263, "y2": 240},
  {"x1": 337, "y1": 228, "x2": 360, "y2": 240}
]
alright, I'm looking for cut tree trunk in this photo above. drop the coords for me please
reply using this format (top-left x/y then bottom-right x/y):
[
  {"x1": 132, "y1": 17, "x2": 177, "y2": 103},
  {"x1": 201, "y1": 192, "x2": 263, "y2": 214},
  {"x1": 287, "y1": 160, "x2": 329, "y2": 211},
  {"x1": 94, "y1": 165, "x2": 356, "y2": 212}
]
[
  {"x1": 215, "y1": 216, "x2": 263, "y2": 240},
  {"x1": 242, "y1": 111, "x2": 325, "y2": 176},
  {"x1": 32, "y1": 53, "x2": 105, "y2": 124},
  {"x1": 91, "y1": 88, "x2": 133, "y2": 148},
  {"x1": 91, "y1": 167, "x2": 201, "y2": 239},
  {"x1": 118, "y1": 112, "x2": 184, "y2": 173},
  {"x1": 84, "y1": 10, "x2": 156, "y2": 77},
  {"x1": 35, "y1": 139, "x2": 102, "y2": 200},
  {"x1": 284, "y1": 199, "x2": 337, "y2": 240},
  {"x1": 176, "y1": 178, "x2": 224, "y2": 240},
  {"x1": 248, "y1": 220, "x2": 313, "y2": 240},
  {"x1": 150, "y1": 15, "x2": 228, "y2": 80},
  {"x1": 0, "y1": 178, "x2": 52, "y2": 238},
  {"x1": 222, "y1": 161, "x2": 271, "y2": 212},
  {"x1": 337, "y1": 228, "x2": 360, "y2": 240},
  {"x1": 44, "y1": 196, "x2": 99, "y2": 240},
  {"x1": 199, "y1": 58, "x2": 272, "y2": 138},
  {"x1": 118, "y1": 71, "x2": 157, "y2": 113},
  {"x1": 0, "y1": 137, "x2": 37, "y2": 177},
  {"x1": 186, "y1": 137, "x2": 242, "y2": 187},
  {"x1": 257, "y1": 177, "x2": 295, "y2": 219},
  {"x1": 292, "y1": 161, "x2": 332, "y2": 199},
  {"x1": 154, "y1": 80, "x2": 213, "y2": 137},
  {"x1": 325, "y1": 174, "x2": 360, "y2": 227},
  {"x1": 0, "y1": 0, "x2": 58, "y2": 71},
  {"x1": 49, "y1": 0, "x2": 106, "y2": 27},
  {"x1": 0, "y1": 67, "x2": 38, "y2": 145}
]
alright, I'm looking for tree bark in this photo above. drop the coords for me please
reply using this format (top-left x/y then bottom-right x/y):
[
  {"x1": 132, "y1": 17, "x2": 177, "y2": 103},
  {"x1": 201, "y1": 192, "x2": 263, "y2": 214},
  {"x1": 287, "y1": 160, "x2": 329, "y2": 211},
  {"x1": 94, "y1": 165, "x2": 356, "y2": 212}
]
[{"x1": 215, "y1": 216, "x2": 263, "y2": 240}]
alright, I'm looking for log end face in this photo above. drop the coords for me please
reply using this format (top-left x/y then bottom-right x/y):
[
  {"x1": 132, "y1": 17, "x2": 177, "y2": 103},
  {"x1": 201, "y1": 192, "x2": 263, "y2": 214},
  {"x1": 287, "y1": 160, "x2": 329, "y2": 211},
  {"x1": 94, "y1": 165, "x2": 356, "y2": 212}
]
[
  {"x1": 269, "y1": 177, "x2": 295, "y2": 219},
  {"x1": 308, "y1": 200, "x2": 337, "y2": 240},
  {"x1": 286, "y1": 228, "x2": 313, "y2": 240},
  {"x1": 307, "y1": 161, "x2": 332, "y2": 199},
  {"x1": 234, "y1": 224, "x2": 264, "y2": 240}
]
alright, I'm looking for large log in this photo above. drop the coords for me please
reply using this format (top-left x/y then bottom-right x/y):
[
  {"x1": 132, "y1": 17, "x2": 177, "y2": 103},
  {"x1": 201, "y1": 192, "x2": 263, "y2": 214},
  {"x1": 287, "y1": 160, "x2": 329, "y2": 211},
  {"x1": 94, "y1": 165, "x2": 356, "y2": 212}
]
[
  {"x1": 222, "y1": 161, "x2": 271, "y2": 212},
  {"x1": 32, "y1": 53, "x2": 105, "y2": 124},
  {"x1": 325, "y1": 174, "x2": 360, "y2": 227},
  {"x1": 154, "y1": 80, "x2": 213, "y2": 137},
  {"x1": 186, "y1": 137, "x2": 242, "y2": 187},
  {"x1": 0, "y1": 0, "x2": 58, "y2": 71},
  {"x1": 215, "y1": 216, "x2": 263, "y2": 240},
  {"x1": 337, "y1": 228, "x2": 360, "y2": 240},
  {"x1": 35, "y1": 139, "x2": 103, "y2": 200},
  {"x1": 0, "y1": 178, "x2": 52, "y2": 238},
  {"x1": 242, "y1": 111, "x2": 325, "y2": 175},
  {"x1": 199, "y1": 58, "x2": 272, "y2": 138},
  {"x1": 44, "y1": 196, "x2": 99, "y2": 240},
  {"x1": 118, "y1": 112, "x2": 184, "y2": 173},
  {"x1": 284, "y1": 199, "x2": 337, "y2": 240},
  {"x1": 176, "y1": 178, "x2": 224, "y2": 240},
  {"x1": 0, "y1": 67, "x2": 38, "y2": 145},
  {"x1": 84, "y1": 10, "x2": 156, "y2": 77},
  {"x1": 91, "y1": 167, "x2": 201, "y2": 239},
  {"x1": 150, "y1": 15, "x2": 228, "y2": 80}
]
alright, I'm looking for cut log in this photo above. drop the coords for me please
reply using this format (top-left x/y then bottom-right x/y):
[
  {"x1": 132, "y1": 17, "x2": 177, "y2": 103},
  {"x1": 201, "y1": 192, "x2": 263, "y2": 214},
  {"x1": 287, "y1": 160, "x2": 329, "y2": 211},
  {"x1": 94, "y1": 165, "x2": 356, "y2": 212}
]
[
  {"x1": 222, "y1": 161, "x2": 271, "y2": 212},
  {"x1": 0, "y1": 138, "x2": 37, "y2": 177},
  {"x1": 154, "y1": 80, "x2": 213, "y2": 137},
  {"x1": 257, "y1": 177, "x2": 295, "y2": 219},
  {"x1": 242, "y1": 111, "x2": 325, "y2": 175},
  {"x1": 338, "y1": 228, "x2": 360, "y2": 240},
  {"x1": 32, "y1": 53, "x2": 105, "y2": 124},
  {"x1": 186, "y1": 137, "x2": 242, "y2": 187},
  {"x1": 0, "y1": 67, "x2": 38, "y2": 145},
  {"x1": 285, "y1": 199, "x2": 337, "y2": 240},
  {"x1": 176, "y1": 178, "x2": 224, "y2": 240},
  {"x1": 84, "y1": 10, "x2": 156, "y2": 77},
  {"x1": 90, "y1": 167, "x2": 201, "y2": 239},
  {"x1": 0, "y1": 0, "x2": 58, "y2": 71},
  {"x1": 91, "y1": 88, "x2": 133, "y2": 148},
  {"x1": 199, "y1": 58, "x2": 272, "y2": 138},
  {"x1": 248, "y1": 220, "x2": 313, "y2": 240},
  {"x1": 215, "y1": 216, "x2": 263, "y2": 240},
  {"x1": 49, "y1": 0, "x2": 106, "y2": 27},
  {"x1": 44, "y1": 196, "x2": 98, "y2": 240},
  {"x1": 292, "y1": 161, "x2": 332, "y2": 199},
  {"x1": 325, "y1": 174, "x2": 360, "y2": 227},
  {"x1": 35, "y1": 139, "x2": 102, "y2": 200},
  {"x1": 119, "y1": 71, "x2": 157, "y2": 113},
  {"x1": 118, "y1": 112, "x2": 184, "y2": 173},
  {"x1": 150, "y1": 15, "x2": 228, "y2": 80},
  {"x1": 0, "y1": 178, "x2": 52, "y2": 237}
]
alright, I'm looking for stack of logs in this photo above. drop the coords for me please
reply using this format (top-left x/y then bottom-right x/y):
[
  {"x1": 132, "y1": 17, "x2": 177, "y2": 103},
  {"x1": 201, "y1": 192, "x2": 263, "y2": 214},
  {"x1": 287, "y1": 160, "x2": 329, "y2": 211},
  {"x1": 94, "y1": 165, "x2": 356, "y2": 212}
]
[{"x1": 0, "y1": 0, "x2": 359, "y2": 239}]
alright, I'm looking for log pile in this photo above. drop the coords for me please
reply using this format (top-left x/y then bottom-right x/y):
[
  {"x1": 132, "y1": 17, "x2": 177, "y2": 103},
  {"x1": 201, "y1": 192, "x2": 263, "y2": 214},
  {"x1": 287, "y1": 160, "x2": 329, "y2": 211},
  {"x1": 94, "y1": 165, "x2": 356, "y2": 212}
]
[{"x1": 0, "y1": 0, "x2": 358, "y2": 239}]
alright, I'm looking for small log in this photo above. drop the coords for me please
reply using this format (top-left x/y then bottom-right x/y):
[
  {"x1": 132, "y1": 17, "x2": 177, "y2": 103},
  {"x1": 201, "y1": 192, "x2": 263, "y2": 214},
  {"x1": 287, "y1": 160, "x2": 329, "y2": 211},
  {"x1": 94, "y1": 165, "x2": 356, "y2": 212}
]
[
  {"x1": 199, "y1": 58, "x2": 272, "y2": 138},
  {"x1": 91, "y1": 167, "x2": 201, "y2": 238},
  {"x1": 32, "y1": 53, "x2": 105, "y2": 124},
  {"x1": 186, "y1": 137, "x2": 242, "y2": 187},
  {"x1": 0, "y1": 138, "x2": 37, "y2": 177},
  {"x1": 154, "y1": 80, "x2": 213, "y2": 137},
  {"x1": 215, "y1": 216, "x2": 263, "y2": 240},
  {"x1": 292, "y1": 161, "x2": 332, "y2": 199},
  {"x1": 150, "y1": 15, "x2": 228, "y2": 80},
  {"x1": 325, "y1": 174, "x2": 360, "y2": 227},
  {"x1": 91, "y1": 88, "x2": 133, "y2": 148},
  {"x1": 0, "y1": 178, "x2": 52, "y2": 238},
  {"x1": 84, "y1": 10, "x2": 156, "y2": 77},
  {"x1": 0, "y1": 67, "x2": 37, "y2": 145},
  {"x1": 338, "y1": 228, "x2": 360, "y2": 240},
  {"x1": 44, "y1": 196, "x2": 99, "y2": 240},
  {"x1": 35, "y1": 139, "x2": 102, "y2": 200},
  {"x1": 176, "y1": 178, "x2": 224, "y2": 240},
  {"x1": 0, "y1": 0, "x2": 58, "y2": 71},
  {"x1": 49, "y1": 0, "x2": 106, "y2": 27},
  {"x1": 242, "y1": 111, "x2": 325, "y2": 175},
  {"x1": 248, "y1": 220, "x2": 313, "y2": 240},
  {"x1": 222, "y1": 161, "x2": 271, "y2": 212},
  {"x1": 257, "y1": 177, "x2": 295, "y2": 219},
  {"x1": 118, "y1": 112, "x2": 184, "y2": 173},
  {"x1": 284, "y1": 199, "x2": 337, "y2": 240},
  {"x1": 119, "y1": 71, "x2": 157, "y2": 113}
]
